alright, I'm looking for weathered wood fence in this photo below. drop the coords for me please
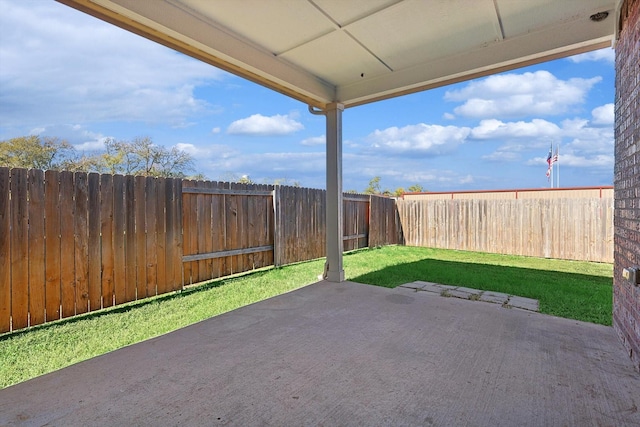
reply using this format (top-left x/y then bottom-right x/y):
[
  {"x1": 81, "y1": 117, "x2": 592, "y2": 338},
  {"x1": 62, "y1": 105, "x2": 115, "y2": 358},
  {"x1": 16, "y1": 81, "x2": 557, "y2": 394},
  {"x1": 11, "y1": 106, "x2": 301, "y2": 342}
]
[
  {"x1": 397, "y1": 198, "x2": 613, "y2": 263},
  {"x1": 0, "y1": 168, "x2": 401, "y2": 332},
  {"x1": 0, "y1": 168, "x2": 183, "y2": 333},
  {"x1": 2, "y1": 166, "x2": 611, "y2": 333},
  {"x1": 181, "y1": 181, "x2": 402, "y2": 285}
]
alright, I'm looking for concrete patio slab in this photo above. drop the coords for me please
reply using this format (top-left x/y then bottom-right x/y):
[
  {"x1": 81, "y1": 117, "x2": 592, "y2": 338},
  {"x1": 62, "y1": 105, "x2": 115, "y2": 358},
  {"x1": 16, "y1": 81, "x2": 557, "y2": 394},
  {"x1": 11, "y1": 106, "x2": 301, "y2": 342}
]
[
  {"x1": 444, "y1": 287, "x2": 477, "y2": 299},
  {"x1": 1, "y1": 281, "x2": 638, "y2": 426},
  {"x1": 508, "y1": 296, "x2": 540, "y2": 312},
  {"x1": 398, "y1": 281, "x2": 456, "y2": 294},
  {"x1": 480, "y1": 291, "x2": 510, "y2": 304},
  {"x1": 401, "y1": 282, "x2": 539, "y2": 311},
  {"x1": 399, "y1": 281, "x2": 428, "y2": 290},
  {"x1": 454, "y1": 286, "x2": 484, "y2": 295}
]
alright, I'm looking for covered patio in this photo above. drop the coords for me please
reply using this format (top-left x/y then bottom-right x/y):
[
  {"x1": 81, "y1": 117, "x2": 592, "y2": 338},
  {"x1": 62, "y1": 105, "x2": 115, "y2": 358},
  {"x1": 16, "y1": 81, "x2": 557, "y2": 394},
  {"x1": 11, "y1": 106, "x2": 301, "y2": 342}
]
[
  {"x1": 54, "y1": 0, "x2": 622, "y2": 284},
  {"x1": 1, "y1": 281, "x2": 639, "y2": 425},
  {"x1": 2, "y1": 0, "x2": 639, "y2": 425}
]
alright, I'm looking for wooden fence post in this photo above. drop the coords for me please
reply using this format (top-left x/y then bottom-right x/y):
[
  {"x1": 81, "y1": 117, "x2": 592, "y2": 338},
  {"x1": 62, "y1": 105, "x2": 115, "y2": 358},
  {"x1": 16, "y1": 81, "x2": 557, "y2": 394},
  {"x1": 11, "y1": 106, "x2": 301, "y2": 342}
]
[{"x1": 273, "y1": 185, "x2": 283, "y2": 267}]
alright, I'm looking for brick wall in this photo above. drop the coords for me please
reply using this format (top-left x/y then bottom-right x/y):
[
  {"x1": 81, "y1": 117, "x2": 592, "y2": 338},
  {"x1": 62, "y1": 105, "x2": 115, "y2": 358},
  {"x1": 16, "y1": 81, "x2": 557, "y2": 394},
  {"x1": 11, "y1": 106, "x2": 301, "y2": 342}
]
[{"x1": 614, "y1": 0, "x2": 640, "y2": 372}]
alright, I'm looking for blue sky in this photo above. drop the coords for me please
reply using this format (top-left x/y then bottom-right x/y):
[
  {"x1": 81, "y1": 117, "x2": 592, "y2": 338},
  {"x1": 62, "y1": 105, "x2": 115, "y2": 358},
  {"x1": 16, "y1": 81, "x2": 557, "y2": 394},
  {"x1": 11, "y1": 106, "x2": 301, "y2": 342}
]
[{"x1": 0, "y1": 1, "x2": 615, "y2": 192}]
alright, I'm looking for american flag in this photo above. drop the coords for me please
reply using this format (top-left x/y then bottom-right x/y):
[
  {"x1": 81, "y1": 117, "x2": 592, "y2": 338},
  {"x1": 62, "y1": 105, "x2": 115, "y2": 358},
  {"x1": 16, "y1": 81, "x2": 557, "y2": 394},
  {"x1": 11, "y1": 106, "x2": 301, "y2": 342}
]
[{"x1": 546, "y1": 146, "x2": 558, "y2": 179}]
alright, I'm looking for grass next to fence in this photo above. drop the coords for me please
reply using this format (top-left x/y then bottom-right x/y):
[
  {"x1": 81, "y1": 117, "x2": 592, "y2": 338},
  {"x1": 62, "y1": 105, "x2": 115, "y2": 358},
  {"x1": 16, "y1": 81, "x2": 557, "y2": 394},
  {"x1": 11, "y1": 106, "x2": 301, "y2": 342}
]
[{"x1": 0, "y1": 246, "x2": 612, "y2": 388}]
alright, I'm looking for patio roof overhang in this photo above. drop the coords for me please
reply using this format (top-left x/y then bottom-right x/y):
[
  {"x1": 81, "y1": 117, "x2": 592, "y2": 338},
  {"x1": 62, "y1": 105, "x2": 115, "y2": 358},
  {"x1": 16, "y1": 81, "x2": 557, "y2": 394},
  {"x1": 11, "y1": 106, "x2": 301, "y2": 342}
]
[{"x1": 56, "y1": 0, "x2": 621, "y2": 282}]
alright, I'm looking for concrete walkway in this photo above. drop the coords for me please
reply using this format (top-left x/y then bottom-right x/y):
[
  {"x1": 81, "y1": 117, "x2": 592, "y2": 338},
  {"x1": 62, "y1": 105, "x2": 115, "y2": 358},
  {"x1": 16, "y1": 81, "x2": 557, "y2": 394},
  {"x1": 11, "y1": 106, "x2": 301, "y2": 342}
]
[{"x1": 1, "y1": 281, "x2": 638, "y2": 426}]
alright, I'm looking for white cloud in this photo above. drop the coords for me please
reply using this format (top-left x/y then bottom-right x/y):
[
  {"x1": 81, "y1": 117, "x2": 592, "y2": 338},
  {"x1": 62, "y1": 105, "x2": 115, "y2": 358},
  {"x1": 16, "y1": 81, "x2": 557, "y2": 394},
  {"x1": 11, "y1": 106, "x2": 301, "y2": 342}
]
[
  {"x1": 366, "y1": 123, "x2": 470, "y2": 156},
  {"x1": 227, "y1": 114, "x2": 304, "y2": 136},
  {"x1": 24, "y1": 123, "x2": 110, "y2": 152},
  {"x1": 175, "y1": 143, "x2": 199, "y2": 155},
  {"x1": 206, "y1": 151, "x2": 326, "y2": 186},
  {"x1": 568, "y1": 48, "x2": 615, "y2": 64},
  {"x1": 476, "y1": 115, "x2": 613, "y2": 170},
  {"x1": 211, "y1": 127, "x2": 221, "y2": 134},
  {"x1": 445, "y1": 71, "x2": 601, "y2": 118},
  {"x1": 561, "y1": 118, "x2": 613, "y2": 153},
  {"x1": 459, "y1": 175, "x2": 474, "y2": 185},
  {"x1": 74, "y1": 138, "x2": 108, "y2": 152},
  {"x1": 341, "y1": 154, "x2": 483, "y2": 190},
  {"x1": 482, "y1": 150, "x2": 521, "y2": 162},
  {"x1": 526, "y1": 153, "x2": 613, "y2": 168},
  {"x1": 591, "y1": 103, "x2": 614, "y2": 125},
  {"x1": 300, "y1": 135, "x2": 326, "y2": 146},
  {"x1": 471, "y1": 119, "x2": 560, "y2": 140},
  {"x1": 0, "y1": 1, "x2": 225, "y2": 128},
  {"x1": 176, "y1": 143, "x2": 238, "y2": 160}
]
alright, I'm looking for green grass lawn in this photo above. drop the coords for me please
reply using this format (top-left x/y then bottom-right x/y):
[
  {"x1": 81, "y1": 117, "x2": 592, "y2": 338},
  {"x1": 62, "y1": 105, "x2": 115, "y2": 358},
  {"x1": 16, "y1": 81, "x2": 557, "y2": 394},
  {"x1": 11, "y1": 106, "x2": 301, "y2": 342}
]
[
  {"x1": 0, "y1": 246, "x2": 612, "y2": 388},
  {"x1": 345, "y1": 246, "x2": 613, "y2": 325}
]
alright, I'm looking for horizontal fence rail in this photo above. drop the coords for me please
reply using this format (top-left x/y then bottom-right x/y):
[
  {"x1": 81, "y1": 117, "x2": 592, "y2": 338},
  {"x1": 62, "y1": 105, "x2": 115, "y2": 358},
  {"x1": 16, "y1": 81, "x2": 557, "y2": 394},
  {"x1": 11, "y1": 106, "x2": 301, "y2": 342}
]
[
  {"x1": 397, "y1": 198, "x2": 613, "y2": 263},
  {"x1": 1, "y1": 168, "x2": 401, "y2": 333}
]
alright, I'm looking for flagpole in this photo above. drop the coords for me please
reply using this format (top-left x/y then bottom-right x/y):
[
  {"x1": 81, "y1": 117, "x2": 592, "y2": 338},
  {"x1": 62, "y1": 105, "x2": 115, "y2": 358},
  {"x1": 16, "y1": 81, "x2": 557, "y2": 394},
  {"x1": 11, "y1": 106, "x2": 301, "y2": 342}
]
[
  {"x1": 546, "y1": 143, "x2": 553, "y2": 188},
  {"x1": 556, "y1": 143, "x2": 560, "y2": 188}
]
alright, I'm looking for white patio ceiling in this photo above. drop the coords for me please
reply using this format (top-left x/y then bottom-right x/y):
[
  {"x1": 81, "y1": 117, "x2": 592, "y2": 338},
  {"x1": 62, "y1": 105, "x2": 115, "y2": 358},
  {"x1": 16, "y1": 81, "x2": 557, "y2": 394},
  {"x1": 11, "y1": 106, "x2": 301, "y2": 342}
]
[{"x1": 58, "y1": 0, "x2": 619, "y2": 109}]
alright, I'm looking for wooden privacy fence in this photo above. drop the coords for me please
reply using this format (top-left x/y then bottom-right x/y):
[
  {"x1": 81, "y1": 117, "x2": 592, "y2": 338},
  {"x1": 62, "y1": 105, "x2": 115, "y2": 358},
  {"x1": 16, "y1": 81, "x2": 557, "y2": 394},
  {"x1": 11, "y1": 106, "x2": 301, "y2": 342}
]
[
  {"x1": 397, "y1": 198, "x2": 613, "y2": 263},
  {"x1": 1, "y1": 168, "x2": 402, "y2": 332},
  {"x1": 0, "y1": 167, "x2": 183, "y2": 333},
  {"x1": 181, "y1": 181, "x2": 403, "y2": 285}
]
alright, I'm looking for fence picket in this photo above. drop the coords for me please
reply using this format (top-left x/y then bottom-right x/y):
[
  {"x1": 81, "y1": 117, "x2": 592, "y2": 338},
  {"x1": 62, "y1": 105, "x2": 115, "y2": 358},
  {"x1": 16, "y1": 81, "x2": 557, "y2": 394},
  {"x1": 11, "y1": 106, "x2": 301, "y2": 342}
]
[
  {"x1": 88, "y1": 173, "x2": 101, "y2": 311},
  {"x1": 74, "y1": 172, "x2": 89, "y2": 315},
  {"x1": 170, "y1": 178, "x2": 183, "y2": 290},
  {"x1": 59, "y1": 171, "x2": 75, "y2": 318},
  {"x1": 134, "y1": 176, "x2": 147, "y2": 299},
  {"x1": 197, "y1": 183, "x2": 209, "y2": 281},
  {"x1": 100, "y1": 174, "x2": 115, "y2": 308},
  {"x1": 145, "y1": 177, "x2": 158, "y2": 297},
  {"x1": 164, "y1": 177, "x2": 177, "y2": 291},
  {"x1": 10, "y1": 168, "x2": 29, "y2": 329},
  {"x1": 28, "y1": 169, "x2": 46, "y2": 325},
  {"x1": 112, "y1": 175, "x2": 126, "y2": 304},
  {"x1": 124, "y1": 175, "x2": 136, "y2": 302},
  {"x1": 0, "y1": 168, "x2": 11, "y2": 332},
  {"x1": 155, "y1": 177, "x2": 167, "y2": 295}
]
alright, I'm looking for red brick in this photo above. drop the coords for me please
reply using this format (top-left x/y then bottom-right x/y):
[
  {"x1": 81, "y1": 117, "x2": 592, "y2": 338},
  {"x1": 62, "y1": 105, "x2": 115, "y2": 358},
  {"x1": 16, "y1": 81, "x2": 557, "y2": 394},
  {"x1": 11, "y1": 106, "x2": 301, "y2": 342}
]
[{"x1": 614, "y1": 0, "x2": 640, "y2": 372}]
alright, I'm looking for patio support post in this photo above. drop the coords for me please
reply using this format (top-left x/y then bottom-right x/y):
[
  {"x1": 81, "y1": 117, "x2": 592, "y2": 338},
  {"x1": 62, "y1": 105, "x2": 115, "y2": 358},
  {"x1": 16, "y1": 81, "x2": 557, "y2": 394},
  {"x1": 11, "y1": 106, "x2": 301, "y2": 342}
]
[{"x1": 324, "y1": 102, "x2": 345, "y2": 282}]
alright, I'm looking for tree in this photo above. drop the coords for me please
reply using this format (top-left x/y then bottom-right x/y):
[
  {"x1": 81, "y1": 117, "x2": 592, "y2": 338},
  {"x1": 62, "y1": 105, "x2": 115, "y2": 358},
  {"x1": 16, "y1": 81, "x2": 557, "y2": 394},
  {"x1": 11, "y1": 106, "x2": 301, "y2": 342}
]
[
  {"x1": 408, "y1": 184, "x2": 424, "y2": 193},
  {"x1": 393, "y1": 187, "x2": 405, "y2": 197},
  {"x1": 271, "y1": 177, "x2": 301, "y2": 187},
  {"x1": 91, "y1": 137, "x2": 195, "y2": 178},
  {"x1": 238, "y1": 175, "x2": 254, "y2": 184},
  {"x1": 0, "y1": 135, "x2": 74, "y2": 170},
  {"x1": 363, "y1": 176, "x2": 382, "y2": 195}
]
